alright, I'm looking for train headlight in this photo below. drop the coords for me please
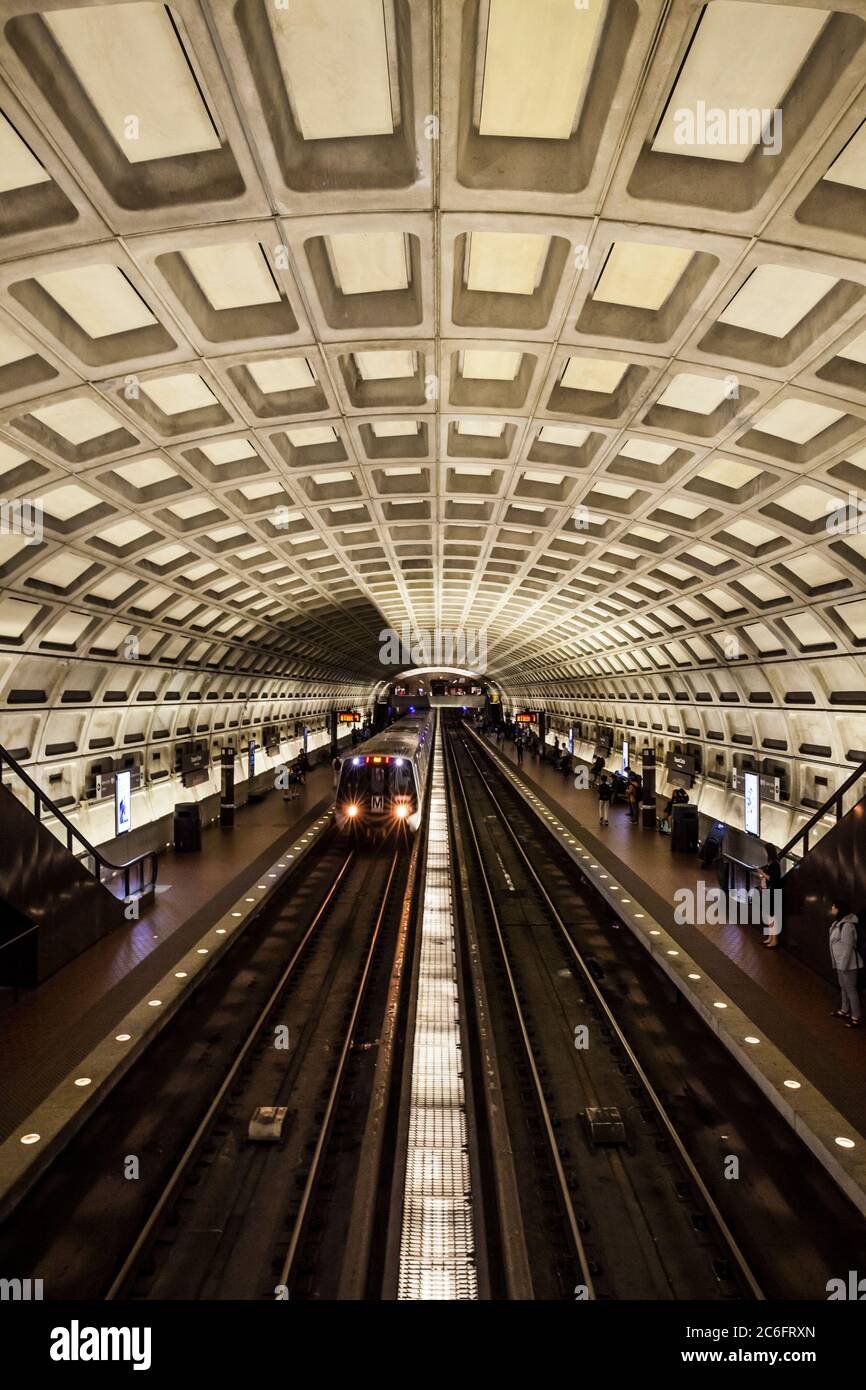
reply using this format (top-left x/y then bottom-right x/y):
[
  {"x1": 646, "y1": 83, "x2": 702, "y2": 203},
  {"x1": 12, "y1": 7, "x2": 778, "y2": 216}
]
[
  {"x1": 346, "y1": 804, "x2": 358, "y2": 818},
  {"x1": 395, "y1": 804, "x2": 408, "y2": 819}
]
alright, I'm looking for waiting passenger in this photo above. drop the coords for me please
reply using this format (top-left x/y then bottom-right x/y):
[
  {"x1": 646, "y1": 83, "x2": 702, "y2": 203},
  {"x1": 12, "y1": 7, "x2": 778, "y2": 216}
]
[
  {"x1": 829, "y1": 901, "x2": 862, "y2": 1027},
  {"x1": 283, "y1": 764, "x2": 302, "y2": 802},
  {"x1": 332, "y1": 755, "x2": 342, "y2": 788},
  {"x1": 589, "y1": 755, "x2": 605, "y2": 787},
  {"x1": 758, "y1": 843, "x2": 782, "y2": 949},
  {"x1": 516, "y1": 739, "x2": 524, "y2": 767},
  {"x1": 597, "y1": 774, "x2": 612, "y2": 827},
  {"x1": 664, "y1": 786, "x2": 689, "y2": 818},
  {"x1": 626, "y1": 774, "x2": 641, "y2": 822}
]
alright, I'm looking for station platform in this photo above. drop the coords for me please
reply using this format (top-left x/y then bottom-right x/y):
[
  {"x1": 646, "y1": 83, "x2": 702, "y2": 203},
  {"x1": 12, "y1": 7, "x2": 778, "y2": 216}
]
[
  {"x1": 481, "y1": 731, "x2": 866, "y2": 1143},
  {"x1": 0, "y1": 757, "x2": 340, "y2": 1148}
]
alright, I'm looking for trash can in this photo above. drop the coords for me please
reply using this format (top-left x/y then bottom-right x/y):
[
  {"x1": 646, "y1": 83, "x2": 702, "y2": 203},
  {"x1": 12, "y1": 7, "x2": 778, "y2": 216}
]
[
  {"x1": 174, "y1": 802, "x2": 202, "y2": 852},
  {"x1": 640, "y1": 802, "x2": 656, "y2": 829},
  {"x1": 671, "y1": 804, "x2": 699, "y2": 853}
]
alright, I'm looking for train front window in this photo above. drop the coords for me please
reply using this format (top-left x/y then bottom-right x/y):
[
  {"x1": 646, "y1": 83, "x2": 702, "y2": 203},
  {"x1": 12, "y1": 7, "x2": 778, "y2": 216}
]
[
  {"x1": 371, "y1": 765, "x2": 385, "y2": 794},
  {"x1": 393, "y1": 762, "x2": 412, "y2": 795},
  {"x1": 342, "y1": 761, "x2": 363, "y2": 793}
]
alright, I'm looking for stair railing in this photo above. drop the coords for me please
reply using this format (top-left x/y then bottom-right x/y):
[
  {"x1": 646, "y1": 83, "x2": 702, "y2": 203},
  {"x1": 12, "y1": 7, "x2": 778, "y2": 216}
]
[
  {"x1": 0, "y1": 743, "x2": 158, "y2": 900},
  {"x1": 780, "y1": 759, "x2": 866, "y2": 868}
]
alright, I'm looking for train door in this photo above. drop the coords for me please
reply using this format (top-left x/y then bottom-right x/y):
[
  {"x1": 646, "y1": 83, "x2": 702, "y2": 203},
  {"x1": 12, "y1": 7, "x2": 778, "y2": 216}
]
[
  {"x1": 370, "y1": 761, "x2": 386, "y2": 813},
  {"x1": 393, "y1": 758, "x2": 413, "y2": 809}
]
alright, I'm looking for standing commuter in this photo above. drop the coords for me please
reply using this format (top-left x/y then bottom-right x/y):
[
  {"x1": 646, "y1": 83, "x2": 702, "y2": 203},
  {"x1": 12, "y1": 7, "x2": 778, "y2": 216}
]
[
  {"x1": 332, "y1": 754, "x2": 342, "y2": 789},
  {"x1": 589, "y1": 755, "x2": 604, "y2": 787},
  {"x1": 626, "y1": 774, "x2": 640, "y2": 823},
  {"x1": 830, "y1": 901, "x2": 862, "y2": 1027},
  {"x1": 516, "y1": 738, "x2": 524, "y2": 768},
  {"x1": 597, "y1": 774, "x2": 612, "y2": 827},
  {"x1": 758, "y1": 843, "x2": 782, "y2": 948}
]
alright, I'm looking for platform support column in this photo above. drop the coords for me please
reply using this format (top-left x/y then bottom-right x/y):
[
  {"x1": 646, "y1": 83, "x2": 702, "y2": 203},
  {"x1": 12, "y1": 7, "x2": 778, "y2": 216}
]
[{"x1": 220, "y1": 748, "x2": 235, "y2": 828}]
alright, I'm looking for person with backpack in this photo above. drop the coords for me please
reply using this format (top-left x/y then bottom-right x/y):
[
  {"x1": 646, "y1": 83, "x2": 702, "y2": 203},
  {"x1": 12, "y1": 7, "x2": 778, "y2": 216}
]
[
  {"x1": 597, "y1": 773, "x2": 612, "y2": 827},
  {"x1": 829, "y1": 901, "x2": 862, "y2": 1027}
]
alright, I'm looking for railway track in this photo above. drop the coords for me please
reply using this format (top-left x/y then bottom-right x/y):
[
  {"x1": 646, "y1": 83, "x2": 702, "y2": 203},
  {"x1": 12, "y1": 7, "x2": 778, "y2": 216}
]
[
  {"x1": 107, "y1": 844, "x2": 410, "y2": 1300},
  {"x1": 0, "y1": 826, "x2": 418, "y2": 1301},
  {"x1": 5, "y1": 718, "x2": 866, "y2": 1301},
  {"x1": 446, "y1": 723, "x2": 764, "y2": 1301}
]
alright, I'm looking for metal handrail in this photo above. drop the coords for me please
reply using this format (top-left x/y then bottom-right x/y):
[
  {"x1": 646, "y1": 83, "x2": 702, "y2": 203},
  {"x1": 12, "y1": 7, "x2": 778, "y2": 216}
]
[
  {"x1": 779, "y1": 759, "x2": 866, "y2": 865},
  {"x1": 0, "y1": 742, "x2": 158, "y2": 900}
]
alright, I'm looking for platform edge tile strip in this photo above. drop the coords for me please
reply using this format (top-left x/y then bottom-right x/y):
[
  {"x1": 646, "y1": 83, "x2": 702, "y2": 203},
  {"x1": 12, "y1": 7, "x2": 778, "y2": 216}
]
[
  {"x1": 0, "y1": 810, "x2": 335, "y2": 1223},
  {"x1": 397, "y1": 714, "x2": 478, "y2": 1300},
  {"x1": 466, "y1": 726, "x2": 866, "y2": 1222}
]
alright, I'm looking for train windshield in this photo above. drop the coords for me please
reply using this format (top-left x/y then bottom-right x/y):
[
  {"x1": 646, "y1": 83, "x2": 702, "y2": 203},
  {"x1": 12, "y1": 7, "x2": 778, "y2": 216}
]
[{"x1": 341, "y1": 756, "x2": 413, "y2": 798}]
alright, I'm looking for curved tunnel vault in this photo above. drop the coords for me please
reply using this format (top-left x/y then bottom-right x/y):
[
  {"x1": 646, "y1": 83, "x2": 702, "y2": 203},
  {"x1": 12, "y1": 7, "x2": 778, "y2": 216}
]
[{"x1": 0, "y1": 0, "x2": 865, "y2": 848}]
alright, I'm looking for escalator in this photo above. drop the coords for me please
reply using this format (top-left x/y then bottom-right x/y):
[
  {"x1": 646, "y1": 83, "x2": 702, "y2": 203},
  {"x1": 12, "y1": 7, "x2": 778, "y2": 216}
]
[
  {"x1": 780, "y1": 763, "x2": 866, "y2": 983},
  {"x1": 0, "y1": 744, "x2": 157, "y2": 988}
]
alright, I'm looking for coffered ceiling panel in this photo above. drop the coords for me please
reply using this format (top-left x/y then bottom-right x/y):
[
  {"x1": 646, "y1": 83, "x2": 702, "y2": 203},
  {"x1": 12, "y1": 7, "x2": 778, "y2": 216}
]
[{"x1": 0, "y1": 0, "x2": 864, "y2": 719}]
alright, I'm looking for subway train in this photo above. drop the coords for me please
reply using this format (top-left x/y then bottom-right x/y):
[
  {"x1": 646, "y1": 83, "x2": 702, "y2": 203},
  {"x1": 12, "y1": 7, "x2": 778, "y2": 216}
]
[{"x1": 334, "y1": 712, "x2": 434, "y2": 834}]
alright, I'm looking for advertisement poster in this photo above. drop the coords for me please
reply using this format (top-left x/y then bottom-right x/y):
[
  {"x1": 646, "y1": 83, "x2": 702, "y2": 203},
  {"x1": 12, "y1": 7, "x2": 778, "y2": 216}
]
[
  {"x1": 115, "y1": 769, "x2": 131, "y2": 837},
  {"x1": 743, "y1": 770, "x2": 760, "y2": 836}
]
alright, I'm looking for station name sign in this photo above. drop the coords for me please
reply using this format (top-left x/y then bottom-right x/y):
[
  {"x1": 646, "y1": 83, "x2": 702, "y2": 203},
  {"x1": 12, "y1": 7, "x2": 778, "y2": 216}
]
[
  {"x1": 731, "y1": 767, "x2": 781, "y2": 801},
  {"x1": 665, "y1": 751, "x2": 695, "y2": 776}
]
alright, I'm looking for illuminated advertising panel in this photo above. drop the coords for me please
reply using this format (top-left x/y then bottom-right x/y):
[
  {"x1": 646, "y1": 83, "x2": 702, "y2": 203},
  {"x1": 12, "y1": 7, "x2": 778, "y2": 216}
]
[
  {"x1": 743, "y1": 771, "x2": 760, "y2": 836},
  {"x1": 115, "y1": 769, "x2": 132, "y2": 836}
]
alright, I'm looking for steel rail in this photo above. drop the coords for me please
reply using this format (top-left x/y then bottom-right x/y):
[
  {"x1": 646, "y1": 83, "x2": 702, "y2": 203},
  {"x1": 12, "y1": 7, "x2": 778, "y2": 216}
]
[
  {"x1": 105, "y1": 848, "x2": 357, "y2": 1300},
  {"x1": 460, "y1": 728, "x2": 766, "y2": 1302},
  {"x1": 276, "y1": 845, "x2": 402, "y2": 1291},
  {"x1": 446, "y1": 731, "x2": 598, "y2": 1300}
]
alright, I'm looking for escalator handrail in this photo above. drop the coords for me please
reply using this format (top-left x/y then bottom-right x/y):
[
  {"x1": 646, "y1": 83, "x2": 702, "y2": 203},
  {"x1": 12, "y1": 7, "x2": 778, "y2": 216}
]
[
  {"x1": 0, "y1": 741, "x2": 158, "y2": 896},
  {"x1": 780, "y1": 759, "x2": 866, "y2": 865}
]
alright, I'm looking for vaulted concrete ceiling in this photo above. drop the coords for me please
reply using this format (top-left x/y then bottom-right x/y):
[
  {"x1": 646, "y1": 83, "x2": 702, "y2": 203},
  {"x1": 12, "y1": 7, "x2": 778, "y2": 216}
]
[{"x1": 1, "y1": 0, "x2": 866, "y2": 699}]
